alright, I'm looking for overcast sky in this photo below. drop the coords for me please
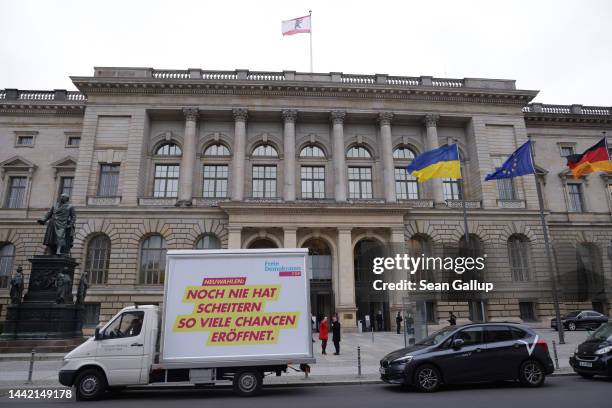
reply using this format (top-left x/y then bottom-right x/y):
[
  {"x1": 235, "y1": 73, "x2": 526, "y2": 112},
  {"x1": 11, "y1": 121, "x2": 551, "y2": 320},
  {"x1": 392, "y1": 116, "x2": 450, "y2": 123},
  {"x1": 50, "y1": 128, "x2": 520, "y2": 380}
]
[{"x1": 1, "y1": 0, "x2": 611, "y2": 105}]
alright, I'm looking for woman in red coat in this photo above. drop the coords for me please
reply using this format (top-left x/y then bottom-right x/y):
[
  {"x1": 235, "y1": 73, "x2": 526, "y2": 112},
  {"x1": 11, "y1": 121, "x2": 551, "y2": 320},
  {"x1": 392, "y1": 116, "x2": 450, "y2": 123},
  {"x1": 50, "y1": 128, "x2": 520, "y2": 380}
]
[{"x1": 318, "y1": 317, "x2": 329, "y2": 355}]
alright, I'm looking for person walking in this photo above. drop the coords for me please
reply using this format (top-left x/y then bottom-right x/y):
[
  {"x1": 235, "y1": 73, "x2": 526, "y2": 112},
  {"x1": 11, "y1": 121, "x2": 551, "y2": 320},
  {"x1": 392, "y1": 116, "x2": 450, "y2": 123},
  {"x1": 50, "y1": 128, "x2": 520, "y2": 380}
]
[
  {"x1": 376, "y1": 310, "x2": 383, "y2": 331},
  {"x1": 331, "y1": 315, "x2": 341, "y2": 355},
  {"x1": 396, "y1": 311, "x2": 403, "y2": 334},
  {"x1": 319, "y1": 317, "x2": 329, "y2": 355},
  {"x1": 448, "y1": 311, "x2": 457, "y2": 326}
]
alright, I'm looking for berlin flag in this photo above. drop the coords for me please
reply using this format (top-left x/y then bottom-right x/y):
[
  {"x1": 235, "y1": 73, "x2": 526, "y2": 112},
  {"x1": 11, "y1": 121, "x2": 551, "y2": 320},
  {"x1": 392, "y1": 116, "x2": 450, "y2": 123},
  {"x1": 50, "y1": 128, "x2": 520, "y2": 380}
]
[{"x1": 282, "y1": 15, "x2": 311, "y2": 36}]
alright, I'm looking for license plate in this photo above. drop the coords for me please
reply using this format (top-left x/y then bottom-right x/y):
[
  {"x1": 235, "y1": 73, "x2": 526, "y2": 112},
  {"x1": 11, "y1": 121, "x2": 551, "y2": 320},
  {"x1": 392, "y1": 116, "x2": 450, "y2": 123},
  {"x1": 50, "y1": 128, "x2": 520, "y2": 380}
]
[
  {"x1": 579, "y1": 361, "x2": 592, "y2": 368},
  {"x1": 380, "y1": 367, "x2": 387, "y2": 374}
]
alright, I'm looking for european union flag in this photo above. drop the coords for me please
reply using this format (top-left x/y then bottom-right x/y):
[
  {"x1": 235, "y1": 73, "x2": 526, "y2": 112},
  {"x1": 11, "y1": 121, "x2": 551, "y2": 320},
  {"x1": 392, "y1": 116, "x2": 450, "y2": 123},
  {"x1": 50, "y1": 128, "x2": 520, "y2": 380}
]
[{"x1": 485, "y1": 140, "x2": 535, "y2": 181}]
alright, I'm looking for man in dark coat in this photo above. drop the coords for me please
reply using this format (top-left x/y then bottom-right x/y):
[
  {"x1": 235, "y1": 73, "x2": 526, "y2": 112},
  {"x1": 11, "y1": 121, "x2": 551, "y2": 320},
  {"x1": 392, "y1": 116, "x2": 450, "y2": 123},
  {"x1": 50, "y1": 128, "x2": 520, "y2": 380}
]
[
  {"x1": 331, "y1": 315, "x2": 341, "y2": 355},
  {"x1": 37, "y1": 194, "x2": 76, "y2": 256},
  {"x1": 376, "y1": 310, "x2": 383, "y2": 331},
  {"x1": 396, "y1": 311, "x2": 403, "y2": 334}
]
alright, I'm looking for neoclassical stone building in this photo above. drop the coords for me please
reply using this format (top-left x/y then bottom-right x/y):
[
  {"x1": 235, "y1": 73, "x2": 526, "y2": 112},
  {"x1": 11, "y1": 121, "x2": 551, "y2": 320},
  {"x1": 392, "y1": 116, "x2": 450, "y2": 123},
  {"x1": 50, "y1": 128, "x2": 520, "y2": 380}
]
[{"x1": 0, "y1": 67, "x2": 610, "y2": 331}]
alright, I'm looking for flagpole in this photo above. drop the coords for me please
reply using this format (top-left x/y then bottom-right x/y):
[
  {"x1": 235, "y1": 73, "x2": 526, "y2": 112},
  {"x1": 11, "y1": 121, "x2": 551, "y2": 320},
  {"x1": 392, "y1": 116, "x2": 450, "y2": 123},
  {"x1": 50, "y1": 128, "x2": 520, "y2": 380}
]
[
  {"x1": 528, "y1": 136, "x2": 565, "y2": 344},
  {"x1": 308, "y1": 10, "x2": 313, "y2": 72}
]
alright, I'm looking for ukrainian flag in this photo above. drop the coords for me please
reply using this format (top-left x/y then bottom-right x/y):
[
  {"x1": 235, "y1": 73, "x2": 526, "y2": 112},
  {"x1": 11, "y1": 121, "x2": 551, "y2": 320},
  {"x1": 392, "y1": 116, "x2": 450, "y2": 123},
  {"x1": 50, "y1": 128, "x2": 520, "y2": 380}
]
[{"x1": 407, "y1": 144, "x2": 461, "y2": 182}]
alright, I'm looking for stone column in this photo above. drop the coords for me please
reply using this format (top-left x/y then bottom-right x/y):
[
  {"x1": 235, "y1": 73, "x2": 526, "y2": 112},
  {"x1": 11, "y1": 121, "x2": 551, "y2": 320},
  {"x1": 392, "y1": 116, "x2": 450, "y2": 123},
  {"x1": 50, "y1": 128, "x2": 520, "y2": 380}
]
[
  {"x1": 231, "y1": 108, "x2": 248, "y2": 201},
  {"x1": 331, "y1": 111, "x2": 347, "y2": 202},
  {"x1": 178, "y1": 108, "x2": 198, "y2": 206},
  {"x1": 336, "y1": 227, "x2": 357, "y2": 329},
  {"x1": 378, "y1": 112, "x2": 396, "y2": 203},
  {"x1": 227, "y1": 226, "x2": 242, "y2": 249},
  {"x1": 423, "y1": 114, "x2": 445, "y2": 204},
  {"x1": 389, "y1": 228, "x2": 406, "y2": 323},
  {"x1": 283, "y1": 226, "x2": 297, "y2": 248},
  {"x1": 282, "y1": 109, "x2": 298, "y2": 201}
]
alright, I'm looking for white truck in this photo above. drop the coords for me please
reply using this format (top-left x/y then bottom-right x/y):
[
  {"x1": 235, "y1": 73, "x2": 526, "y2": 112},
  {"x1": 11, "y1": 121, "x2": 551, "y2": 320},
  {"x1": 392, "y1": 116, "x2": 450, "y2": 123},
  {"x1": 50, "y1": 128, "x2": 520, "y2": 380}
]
[{"x1": 59, "y1": 249, "x2": 314, "y2": 400}]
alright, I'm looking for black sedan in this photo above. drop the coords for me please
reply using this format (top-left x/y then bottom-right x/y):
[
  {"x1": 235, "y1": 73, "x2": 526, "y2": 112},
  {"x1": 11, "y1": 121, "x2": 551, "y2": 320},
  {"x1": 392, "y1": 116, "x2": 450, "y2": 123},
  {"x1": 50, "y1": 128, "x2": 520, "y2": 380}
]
[
  {"x1": 570, "y1": 322, "x2": 612, "y2": 378},
  {"x1": 551, "y1": 310, "x2": 608, "y2": 331},
  {"x1": 380, "y1": 323, "x2": 554, "y2": 392}
]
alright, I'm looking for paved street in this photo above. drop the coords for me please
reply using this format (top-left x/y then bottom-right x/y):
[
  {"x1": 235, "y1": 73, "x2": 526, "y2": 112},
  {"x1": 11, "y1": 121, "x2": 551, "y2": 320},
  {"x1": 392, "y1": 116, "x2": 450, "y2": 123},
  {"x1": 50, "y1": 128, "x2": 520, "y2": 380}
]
[
  {"x1": 1, "y1": 377, "x2": 611, "y2": 408},
  {"x1": 0, "y1": 328, "x2": 589, "y2": 391}
]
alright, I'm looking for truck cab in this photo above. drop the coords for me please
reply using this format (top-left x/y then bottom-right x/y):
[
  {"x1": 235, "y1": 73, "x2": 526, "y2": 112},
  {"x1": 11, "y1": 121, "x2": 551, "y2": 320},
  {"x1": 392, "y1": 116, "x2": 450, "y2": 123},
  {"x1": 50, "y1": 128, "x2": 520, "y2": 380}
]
[{"x1": 59, "y1": 305, "x2": 159, "y2": 399}]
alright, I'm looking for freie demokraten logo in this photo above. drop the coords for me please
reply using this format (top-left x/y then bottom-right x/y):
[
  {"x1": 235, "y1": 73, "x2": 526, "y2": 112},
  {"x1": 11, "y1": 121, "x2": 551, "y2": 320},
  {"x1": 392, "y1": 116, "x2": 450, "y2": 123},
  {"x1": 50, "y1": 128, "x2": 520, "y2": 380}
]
[{"x1": 265, "y1": 260, "x2": 302, "y2": 277}]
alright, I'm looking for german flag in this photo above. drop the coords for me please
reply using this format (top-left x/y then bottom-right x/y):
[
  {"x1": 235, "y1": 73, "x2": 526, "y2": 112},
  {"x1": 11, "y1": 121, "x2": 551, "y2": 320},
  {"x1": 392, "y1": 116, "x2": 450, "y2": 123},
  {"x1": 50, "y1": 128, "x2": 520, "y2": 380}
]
[{"x1": 566, "y1": 138, "x2": 612, "y2": 178}]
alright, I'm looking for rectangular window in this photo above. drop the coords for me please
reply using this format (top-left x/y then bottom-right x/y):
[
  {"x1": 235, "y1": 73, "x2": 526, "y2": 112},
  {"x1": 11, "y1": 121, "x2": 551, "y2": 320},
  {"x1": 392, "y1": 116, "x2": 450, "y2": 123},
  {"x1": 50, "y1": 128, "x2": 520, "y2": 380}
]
[
  {"x1": 442, "y1": 178, "x2": 462, "y2": 200},
  {"x1": 16, "y1": 135, "x2": 34, "y2": 146},
  {"x1": 469, "y1": 300, "x2": 486, "y2": 322},
  {"x1": 560, "y1": 146, "x2": 575, "y2": 157},
  {"x1": 567, "y1": 183, "x2": 584, "y2": 212},
  {"x1": 492, "y1": 157, "x2": 516, "y2": 200},
  {"x1": 519, "y1": 302, "x2": 536, "y2": 321},
  {"x1": 252, "y1": 165, "x2": 277, "y2": 198},
  {"x1": 425, "y1": 301, "x2": 436, "y2": 323},
  {"x1": 98, "y1": 164, "x2": 120, "y2": 197},
  {"x1": 153, "y1": 164, "x2": 179, "y2": 198},
  {"x1": 59, "y1": 176, "x2": 74, "y2": 198},
  {"x1": 83, "y1": 303, "x2": 101, "y2": 328},
  {"x1": 395, "y1": 167, "x2": 419, "y2": 200},
  {"x1": 348, "y1": 167, "x2": 373, "y2": 199},
  {"x1": 4, "y1": 177, "x2": 27, "y2": 208},
  {"x1": 202, "y1": 165, "x2": 228, "y2": 198},
  {"x1": 301, "y1": 166, "x2": 325, "y2": 199},
  {"x1": 67, "y1": 136, "x2": 81, "y2": 147}
]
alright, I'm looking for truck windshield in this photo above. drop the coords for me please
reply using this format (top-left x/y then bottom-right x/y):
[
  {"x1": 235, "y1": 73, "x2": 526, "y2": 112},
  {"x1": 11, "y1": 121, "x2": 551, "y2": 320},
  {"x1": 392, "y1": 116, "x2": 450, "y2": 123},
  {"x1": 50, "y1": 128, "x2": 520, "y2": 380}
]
[{"x1": 103, "y1": 311, "x2": 144, "y2": 339}]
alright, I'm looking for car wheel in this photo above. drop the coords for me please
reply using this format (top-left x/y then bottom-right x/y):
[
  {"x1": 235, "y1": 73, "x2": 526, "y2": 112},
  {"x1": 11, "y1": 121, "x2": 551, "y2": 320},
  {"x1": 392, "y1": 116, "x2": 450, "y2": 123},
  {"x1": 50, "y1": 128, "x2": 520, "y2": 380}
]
[
  {"x1": 75, "y1": 368, "x2": 107, "y2": 401},
  {"x1": 233, "y1": 370, "x2": 262, "y2": 397},
  {"x1": 578, "y1": 373, "x2": 594, "y2": 379},
  {"x1": 414, "y1": 365, "x2": 441, "y2": 392},
  {"x1": 568, "y1": 322, "x2": 577, "y2": 331},
  {"x1": 519, "y1": 360, "x2": 545, "y2": 387}
]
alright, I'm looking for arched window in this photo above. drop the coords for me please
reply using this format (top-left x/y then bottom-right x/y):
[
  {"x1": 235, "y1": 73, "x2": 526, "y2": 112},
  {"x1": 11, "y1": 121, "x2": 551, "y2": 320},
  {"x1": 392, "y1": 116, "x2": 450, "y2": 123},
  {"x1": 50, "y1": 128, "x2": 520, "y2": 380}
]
[
  {"x1": 139, "y1": 235, "x2": 167, "y2": 285},
  {"x1": 195, "y1": 234, "x2": 221, "y2": 249},
  {"x1": 300, "y1": 145, "x2": 325, "y2": 158},
  {"x1": 84, "y1": 235, "x2": 111, "y2": 285},
  {"x1": 408, "y1": 235, "x2": 433, "y2": 281},
  {"x1": 302, "y1": 238, "x2": 332, "y2": 280},
  {"x1": 508, "y1": 234, "x2": 531, "y2": 282},
  {"x1": 346, "y1": 146, "x2": 371, "y2": 158},
  {"x1": 248, "y1": 238, "x2": 278, "y2": 249},
  {"x1": 0, "y1": 243, "x2": 15, "y2": 288},
  {"x1": 252, "y1": 144, "x2": 278, "y2": 157},
  {"x1": 155, "y1": 142, "x2": 182, "y2": 156},
  {"x1": 203, "y1": 144, "x2": 230, "y2": 156},
  {"x1": 393, "y1": 146, "x2": 416, "y2": 160}
]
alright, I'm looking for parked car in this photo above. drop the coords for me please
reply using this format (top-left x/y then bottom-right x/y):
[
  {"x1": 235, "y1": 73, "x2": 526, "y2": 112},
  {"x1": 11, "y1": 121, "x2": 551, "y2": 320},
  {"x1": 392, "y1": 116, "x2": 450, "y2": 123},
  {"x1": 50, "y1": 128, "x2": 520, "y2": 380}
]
[
  {"x1": 551, "y1": 310, "x2": 608, "y2": 331},
  {"x1": 380, "y1": 323, "x2": 554, "y2": 392},
  {"x1": 569, "y1": 322, "x2": 612, "y2": 378}
]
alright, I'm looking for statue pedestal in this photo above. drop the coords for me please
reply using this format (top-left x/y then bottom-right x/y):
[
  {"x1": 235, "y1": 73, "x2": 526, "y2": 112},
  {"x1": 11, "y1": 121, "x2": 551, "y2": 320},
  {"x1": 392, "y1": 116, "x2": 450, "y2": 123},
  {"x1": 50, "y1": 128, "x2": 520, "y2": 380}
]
[{"x1": 0, "y1": 256, "x2": 83, "y2": 341}]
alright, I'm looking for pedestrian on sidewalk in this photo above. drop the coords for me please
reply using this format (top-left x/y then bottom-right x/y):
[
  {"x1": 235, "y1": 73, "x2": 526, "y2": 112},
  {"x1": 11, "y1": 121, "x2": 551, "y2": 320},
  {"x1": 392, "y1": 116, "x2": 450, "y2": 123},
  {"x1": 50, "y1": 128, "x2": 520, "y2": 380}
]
[
  {"x1": 376, "y1": 310, "x2": 383, "y2": 331},
  {"x1": 396, "y1": 312, "x2": 403, "y2": 334},
  {"x1": 319, "y1": 316, "x2": 329, "y2": 355},
  {"x1": 331, "y1": 315, "x2": 341, "y2": 355},
  {"x1": 448, "y1": 311, "x2": 457, "y2": 326}
]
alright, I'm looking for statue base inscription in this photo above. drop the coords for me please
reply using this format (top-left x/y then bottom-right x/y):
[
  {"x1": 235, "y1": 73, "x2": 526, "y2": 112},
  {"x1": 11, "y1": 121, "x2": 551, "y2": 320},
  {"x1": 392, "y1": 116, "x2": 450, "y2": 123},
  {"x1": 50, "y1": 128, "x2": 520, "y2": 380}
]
[{"x1": 0, "y1": 256, "x2": 83, "y2": 341}]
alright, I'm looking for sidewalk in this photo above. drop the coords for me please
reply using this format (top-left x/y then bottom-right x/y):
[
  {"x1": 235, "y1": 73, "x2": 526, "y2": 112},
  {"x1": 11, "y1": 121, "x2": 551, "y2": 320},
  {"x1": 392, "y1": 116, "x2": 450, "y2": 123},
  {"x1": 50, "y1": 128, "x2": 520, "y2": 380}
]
[{"x1": 0, "y1": 328, "x2": 586, "y2": 391}]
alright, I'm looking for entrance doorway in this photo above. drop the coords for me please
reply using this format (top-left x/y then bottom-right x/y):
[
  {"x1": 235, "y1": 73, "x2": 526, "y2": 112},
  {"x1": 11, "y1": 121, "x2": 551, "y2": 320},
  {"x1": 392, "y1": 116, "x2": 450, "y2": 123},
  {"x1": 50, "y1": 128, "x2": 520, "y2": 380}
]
[
  {"x1": 354, "y1": 238, "x2": 390, "y2": 331},
  {"x1": 302, "y1": 238, "x2": 334, "y2": 332}
]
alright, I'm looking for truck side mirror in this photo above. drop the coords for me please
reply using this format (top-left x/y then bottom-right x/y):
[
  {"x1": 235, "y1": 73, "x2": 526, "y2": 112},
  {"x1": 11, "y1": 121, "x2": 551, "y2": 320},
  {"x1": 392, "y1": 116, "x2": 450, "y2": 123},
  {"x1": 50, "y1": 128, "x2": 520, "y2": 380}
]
[
  {"x1": 94, "y1": 327, "x2": 102, "y2": 340},
  {"x1": 452, "y1": 338, "x2": 464, "y2": 350}
]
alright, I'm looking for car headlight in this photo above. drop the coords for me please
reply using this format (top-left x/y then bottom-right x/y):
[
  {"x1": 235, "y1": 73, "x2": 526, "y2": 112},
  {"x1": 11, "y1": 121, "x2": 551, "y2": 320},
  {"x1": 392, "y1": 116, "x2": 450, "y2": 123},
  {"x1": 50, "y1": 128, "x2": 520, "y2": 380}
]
[
  {"x1": 574, "y1": 348, "x2": 579, "y2": 354},
  {"x1": 392, "y1": 355, "x2": 413, "y2": 364},
  {"x1": 61, "y1": 358, "x2": 69, "y2": 367},
  {"x1": 595, "y1": 346, "x2": 612, "y2": 355}
]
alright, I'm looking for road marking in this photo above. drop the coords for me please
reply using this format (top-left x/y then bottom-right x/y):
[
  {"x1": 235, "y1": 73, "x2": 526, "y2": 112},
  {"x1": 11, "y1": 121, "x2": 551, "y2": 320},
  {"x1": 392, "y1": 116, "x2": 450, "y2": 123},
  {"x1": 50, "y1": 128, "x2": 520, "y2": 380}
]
[{"x1": 518, "y1": 335, "x2": 539, "y2": 356}]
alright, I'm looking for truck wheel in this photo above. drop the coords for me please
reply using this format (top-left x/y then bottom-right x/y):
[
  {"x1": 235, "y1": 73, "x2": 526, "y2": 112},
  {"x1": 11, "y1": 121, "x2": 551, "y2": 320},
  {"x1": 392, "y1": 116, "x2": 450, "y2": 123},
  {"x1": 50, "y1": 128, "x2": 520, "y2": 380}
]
[
  {"x1": 75, "y1": 368, "x2": 107, "y2": 401},
  {"x1": 233, "y1": 370, "x2": 262, "y2": 397}
]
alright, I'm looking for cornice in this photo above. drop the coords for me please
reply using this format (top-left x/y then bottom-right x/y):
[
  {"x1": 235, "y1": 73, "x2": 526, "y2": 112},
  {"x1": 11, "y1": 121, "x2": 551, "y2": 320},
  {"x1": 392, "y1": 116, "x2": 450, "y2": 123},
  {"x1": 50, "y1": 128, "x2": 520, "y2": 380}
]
[
  {"x1": 523, "y1": 112, "x2": 612, "y2": 126},
  {"x1": 0, "y1": 102, "x2": 85, "y2": 116},
  {"x1": 70, "y1": 78, "x2": 537, "y2": 106}
]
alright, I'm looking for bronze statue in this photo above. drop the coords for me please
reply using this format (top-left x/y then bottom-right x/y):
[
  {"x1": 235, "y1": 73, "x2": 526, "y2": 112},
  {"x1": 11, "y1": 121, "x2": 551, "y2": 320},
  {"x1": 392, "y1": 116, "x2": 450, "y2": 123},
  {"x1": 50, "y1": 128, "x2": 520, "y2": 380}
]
[
  {"x1": 37, "y1": 194, "x2": 76, "y2": 256},
  {"x1": 55, "y1": 268, "x2": 72, "y2": 304},
  {"x1": 9, "y1": 266, "x2": 24, "y2": 304},
  {"x1": 76, "y1": 272, "x2": 89, "y2": 304}
]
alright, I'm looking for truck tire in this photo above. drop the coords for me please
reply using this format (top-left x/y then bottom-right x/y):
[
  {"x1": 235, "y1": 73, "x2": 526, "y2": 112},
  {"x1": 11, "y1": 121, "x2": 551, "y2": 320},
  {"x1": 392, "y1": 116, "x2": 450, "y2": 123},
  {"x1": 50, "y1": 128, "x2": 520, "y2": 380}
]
[
  {"x1": 74, "y1": 368, "x2": 107, "y2": 401},
  {"x1": 233, "y1": 370, "x2": 262, "y2": 397}
]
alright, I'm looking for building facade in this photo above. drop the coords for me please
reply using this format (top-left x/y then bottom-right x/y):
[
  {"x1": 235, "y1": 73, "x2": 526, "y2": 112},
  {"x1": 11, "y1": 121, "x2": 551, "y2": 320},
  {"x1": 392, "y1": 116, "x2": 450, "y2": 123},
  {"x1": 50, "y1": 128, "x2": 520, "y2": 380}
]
[{"x1": 0, "y1": 68, "x2": 611, "y2": 331}]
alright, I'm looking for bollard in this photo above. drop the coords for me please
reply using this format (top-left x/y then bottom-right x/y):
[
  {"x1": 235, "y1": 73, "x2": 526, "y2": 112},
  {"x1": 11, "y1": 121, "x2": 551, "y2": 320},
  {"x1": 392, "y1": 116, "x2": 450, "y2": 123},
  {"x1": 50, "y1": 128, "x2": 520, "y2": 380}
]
[
  {"x1": 371, "y1": 325, "x2": 374, "y2": 343},
  {"x1": 357, "y1": 346, "x2": 362, "y2": 377},
  {"x1": 26, "y1": 349, "x2": 35, "y2": 384},
  {"x1": 552, "y1": 340, "x2": 560, "y2": 369}
]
